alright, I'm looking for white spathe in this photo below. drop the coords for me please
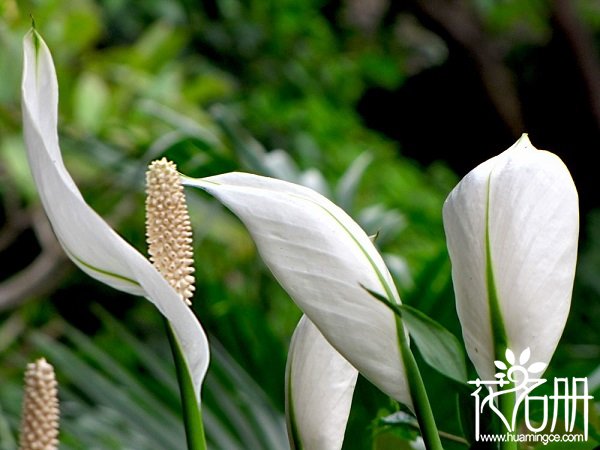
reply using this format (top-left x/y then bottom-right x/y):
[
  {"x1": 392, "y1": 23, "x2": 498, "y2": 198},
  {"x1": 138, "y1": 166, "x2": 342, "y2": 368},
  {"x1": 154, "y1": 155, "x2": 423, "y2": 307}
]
[
  {"x1": 184, "y1": 172, "x2": 412, "y2": 408},
  {"x1": 285, "y1": 315, "x2": 358, "y2": 450},
  {"x1": 21, "y1": 29, "x2": 209, "y2": 402},
  {"x1": 443, "y1": 135, "x2": 578, "y2": 382}
]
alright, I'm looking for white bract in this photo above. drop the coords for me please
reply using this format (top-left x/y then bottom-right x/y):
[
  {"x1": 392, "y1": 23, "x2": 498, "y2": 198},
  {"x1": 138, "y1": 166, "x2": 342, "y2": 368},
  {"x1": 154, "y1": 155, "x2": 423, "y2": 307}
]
[
  {"x1": 184, "y1": 173, "x2": 412, "y2": 407},
  {"x1": 285, "y1": 315, "x2": 358, "y2": 450},
  {"x1": 22, "y1": 30, "x2": 209, "y2": 402},
  {"x1": 443, "y1": 135, "x2": 578, "y2": 382}
]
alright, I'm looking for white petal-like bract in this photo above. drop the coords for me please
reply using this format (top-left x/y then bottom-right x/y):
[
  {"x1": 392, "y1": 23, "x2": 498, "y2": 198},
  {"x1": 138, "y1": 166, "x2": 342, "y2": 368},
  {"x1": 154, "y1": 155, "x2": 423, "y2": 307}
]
[
  {"x1": 443, "y1": 135, "x2": 578, "y2": 382},
  {"x1": 286, "y1": 315, "x2": 358, "y2": 450},
  {"x1": 22, "y1": 30, "x2": 209, "y2": 402},
  {"x1": 184, "y1": 172, "x2": 412, "y2": 407}
]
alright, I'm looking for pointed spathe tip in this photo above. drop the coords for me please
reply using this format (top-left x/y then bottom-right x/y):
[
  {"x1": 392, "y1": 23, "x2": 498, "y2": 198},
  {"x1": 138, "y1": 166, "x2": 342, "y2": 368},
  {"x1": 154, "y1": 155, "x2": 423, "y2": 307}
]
[
  {"x1": 513, "y1": 133, "x2": 534, "y2": 151},
  {"x1": 23, "y1": 27, "x2": 45, "y2": 65}
]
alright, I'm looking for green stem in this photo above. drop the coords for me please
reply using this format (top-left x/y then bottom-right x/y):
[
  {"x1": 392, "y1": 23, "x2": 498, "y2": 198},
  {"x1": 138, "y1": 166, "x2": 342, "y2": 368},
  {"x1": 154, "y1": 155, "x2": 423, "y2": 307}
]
[
  {"x1": 165, "y1": 319, "x2": 208, "y2": 450},
  {"x1": 395, "y1": 317, "x2": 443, "y2": 450}
]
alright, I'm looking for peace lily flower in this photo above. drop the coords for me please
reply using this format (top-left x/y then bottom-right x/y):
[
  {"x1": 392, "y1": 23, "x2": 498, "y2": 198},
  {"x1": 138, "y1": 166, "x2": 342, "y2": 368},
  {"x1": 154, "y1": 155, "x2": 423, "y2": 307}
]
[
  {"x1": 185, "y1": 173, "x2": 448, "y2": 447},
  {"x1": 183, "y1": 172, "x2": 412, "y2": 407},
  {"x1": 285, "y1": 315, "x2": 358, "y2": 450},
  {"x1": 443, "y1": 134, "x2": 578, "y2": 383},
  {"x1": 21, "y1": 28, "x2": 208, "y2": 415}
]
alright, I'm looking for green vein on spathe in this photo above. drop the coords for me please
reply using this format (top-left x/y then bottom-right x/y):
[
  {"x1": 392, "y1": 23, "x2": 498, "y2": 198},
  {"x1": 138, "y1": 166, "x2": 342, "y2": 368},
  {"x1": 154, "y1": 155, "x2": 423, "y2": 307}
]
[
  {"x1": 67, "y1": 248, "x2": 141, "y2": 288},
  {"x1": 485, "y1": 173, "x2": 516, "y2": 450},
  {"x1": 485, "y1": 174, "x2": 509, "y2": 359},
  {"x1": 288, "y1": 192, "x2": 399, "y2": 304}
]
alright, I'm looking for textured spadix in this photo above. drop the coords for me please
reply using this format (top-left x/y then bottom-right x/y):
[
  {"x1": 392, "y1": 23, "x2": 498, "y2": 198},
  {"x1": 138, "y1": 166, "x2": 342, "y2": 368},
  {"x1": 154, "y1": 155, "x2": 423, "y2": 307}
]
[
  {"x1": 19, "y1": 358, "x2": 59, "y2": 450},
  {"x1": 184, "y1": 172, "x2": 411, "y2": 407},
  {"x1": 22, "y1": 30, "x2": 208, "y2": 402},
  {"x1": 443, "y1": 135, "x2": 578, "y2": 382},
  {"x1": 286, "y1": 315, "x2": 358, "y2": 450},
  {"x1": 146, "y1": 158, "x2": 195, "y2": 305}
]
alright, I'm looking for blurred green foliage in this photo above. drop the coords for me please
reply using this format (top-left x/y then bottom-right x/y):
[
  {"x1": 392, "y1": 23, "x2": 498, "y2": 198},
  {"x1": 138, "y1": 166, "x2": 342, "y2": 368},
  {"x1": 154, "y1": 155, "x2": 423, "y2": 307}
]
[{"x1": 1, "y1": 0, "x2": 599, "y2": 449}]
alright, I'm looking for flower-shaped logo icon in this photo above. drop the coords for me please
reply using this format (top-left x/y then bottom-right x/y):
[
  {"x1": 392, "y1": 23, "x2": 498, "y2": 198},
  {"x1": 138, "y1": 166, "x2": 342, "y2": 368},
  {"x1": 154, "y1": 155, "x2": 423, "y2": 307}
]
[
  {"x1": 493, "y1": 348, "x2": 547, "y2": 387},
  {"x1": 469, "y1": 347, "x2": 548, "y2": 432}
]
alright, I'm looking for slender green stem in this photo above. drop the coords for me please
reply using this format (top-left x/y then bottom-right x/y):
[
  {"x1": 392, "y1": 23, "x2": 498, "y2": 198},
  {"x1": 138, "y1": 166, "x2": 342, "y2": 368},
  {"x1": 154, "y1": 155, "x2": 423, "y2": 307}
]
[
  {"x1": 165, "y1": 319, "x2": 208, "y2": 450},
  {"x1": 395, "y1": 316, "x2": 443, "y2": 450}
]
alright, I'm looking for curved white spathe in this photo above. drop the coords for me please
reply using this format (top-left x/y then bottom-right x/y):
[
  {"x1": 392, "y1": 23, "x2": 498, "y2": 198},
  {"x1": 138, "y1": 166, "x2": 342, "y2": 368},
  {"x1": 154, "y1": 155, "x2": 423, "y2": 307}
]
[
  {"x1": 22, "y1": 29, "x2": 209, "y2": 402},
  {"x1": 184, "y1": 172, "x2": 412, "y2": 407},
  {"x1": 286, "y1": 315, "x2": 358, "y2": 450},
  {"x1": 443, "y1": 135, "x2": 578, "y2": 382}
]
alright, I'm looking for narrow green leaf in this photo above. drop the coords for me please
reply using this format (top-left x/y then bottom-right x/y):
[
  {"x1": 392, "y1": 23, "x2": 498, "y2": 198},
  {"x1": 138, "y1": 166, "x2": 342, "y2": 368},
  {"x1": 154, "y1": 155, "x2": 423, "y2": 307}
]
[
  {"x1": 92, "y1": 305, "x2": 178, "y2": 393},
  {"x1": 364, "y1": 286, "x2": 467, "y2": 383},
  {"x1": 362, "y1": 285, "x2": 404, "y2": 316},
  {"x1": 96, "y1": 306, "x2": 285, "y2": 449},
  {"x1": 80, "y1": 310, "x2": 247, "y2": 450},
  {"x1": 63, "y1": 322, "x2": 183, "y2": 423},
  {"x1": 207, "y1": 340, "x2": 287, "y2": 450},
  {"x1": 400, "y1": 304, "x2": 467, "y2": 384}
]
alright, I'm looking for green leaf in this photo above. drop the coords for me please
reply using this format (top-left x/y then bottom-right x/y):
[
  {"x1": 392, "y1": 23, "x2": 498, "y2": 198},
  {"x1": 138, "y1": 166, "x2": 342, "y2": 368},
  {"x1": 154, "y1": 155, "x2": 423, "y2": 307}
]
[
  {"x1": 400, "y1": 304, "x2": 467, "y2": 384},
  {"x1": 364, "y1": 287, "x2": 467, "y2": 384}
]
